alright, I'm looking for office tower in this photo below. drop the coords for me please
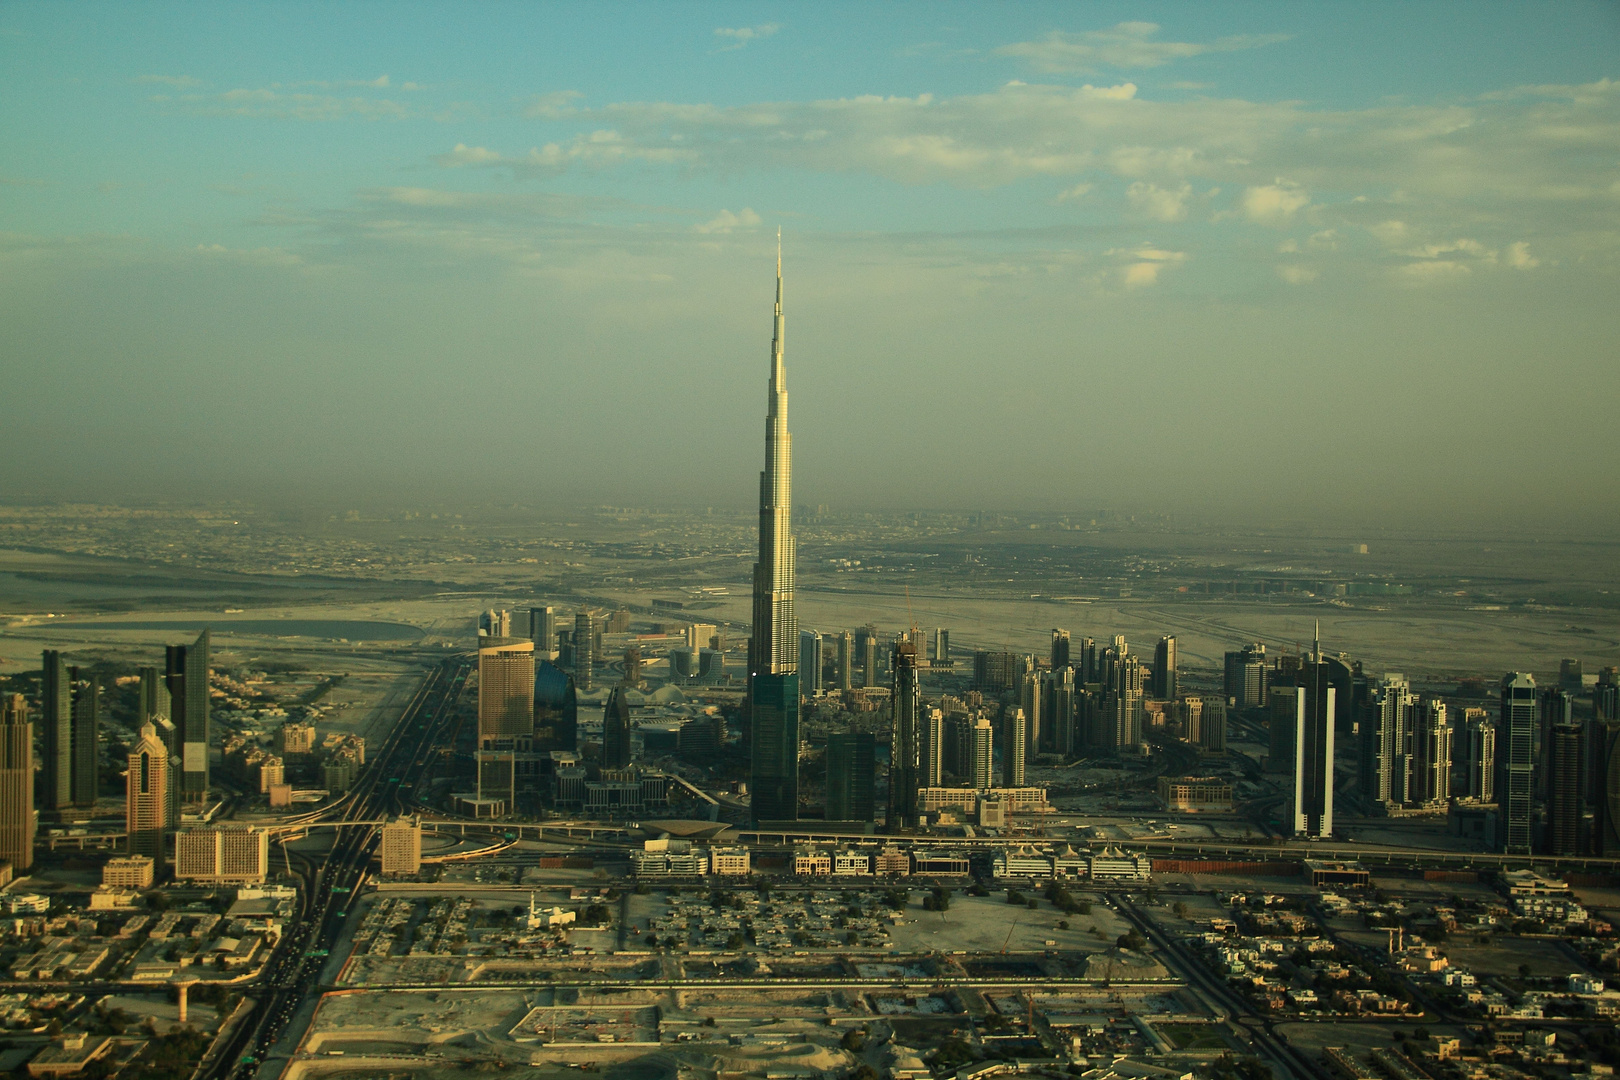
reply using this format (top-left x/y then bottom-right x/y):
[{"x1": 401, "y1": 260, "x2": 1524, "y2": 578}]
[
  {"x1": 71, "y1": 671, "x2": 99, "y2": 809},
  {"x1": 1198, "y1": 698, "x2": 1228, "y2": 753},
  {"x1": 1020, "y1": 669, "x2": 1045, "y2": 753},
  {"x1": 1050, "y1": 666, "x2": 1076, "y2": 755},
  {"x1": 861, "y1": 634, "x2": 878, "y2": 689},
  {"x1": 944, "y1": 711, "x2": 973, "y2": 778},
  {"x1": 126, "y1": 721, "x2": 171, "y2": 860},
  {"x1": 1268, "y1": 686, "x2": 1300, "y2": 775},
  {"x1": 572, "y1": 611, "x2": 594, "y2": 692},
  {"x1": 972, "y1": 716, "x2": 994, "y2": 791},
  {"x1": 0, "y1": 695, "x2": 34, "y2": 871},
  {"x1": 1078, "y1": 638, "x2": 1097, "y2": 683},
  {"x1": 835, "y1": 631, "x2": 853, "y2": 693},
  {"x1": 41, "y1": 651, "x2": 72, "y2": 811},
  {"x1": 799, "y1": 631, "x2": 823, "y2": 698},
  {"x1": 1050, "y1": 630, "x2": 1071, "y2": 671},
  {"x1": 973, "y1": 651, "x2": 1018, "y2": 693},
  {"x1": 606, "y1": 610, "x2": 631, "y2": 634},
  {"x1": 1596, "y1": 678, "x2": 1620, "y2": 723},
  {"x1": 479, "y1": 609, "x2": 512, "y2": 638},
  {"x1": 826, "y1": 730, "x2": 876, "y2": 822},
  {"x1": 1497, "y1": 672, "x2": 1537, "y2": 855},
  {"x1": 165, "y1": 629, "x2": 211, "y2": 803},
  {"x1": 136, "y1": 666, "x2": 169, "y2": 726},
  {"x1": 1544, "y1": 715, "x2": 1584, "y2": 856},
  {"x1": 1109, "y1": 653, "x2": 1144, "y2": 750},
  {"x1": 1370, "y1": 675, "x2": 1415, "y2": 806},
  {"x1": 1003, "y1": 707, "x2": 1027, "y2": 787},
  {"x1": 921, "y1": 707, "x2": 944, "y2": 787},
  {"x1": 1153, "y1": 636, "x2": 1178, "y2": 700},
  {"x1": 381, "y1": 816, "x2": 422, "y2": 875},
  {"x1": 624, "y1": 645, "x2": 643, "y2": 687},
  {"x1": 529, "y1": 607, "x2": 556, "y2": 656},
  {"x1": 1224, "y1": 644, "x2": 1268, "y2": 707},
  {"x1": 1591, "y1": 720, "x2": 1620, "y2": 855},
  {"x1": 933, "y1": 628, "x2": 950, "y2": 666},
  {"x1": 1412, "y1": 699, "x2": 1451, "y2": 806},
  {"x1": 478, "y1": 639, "x2": 536, "y2": 740},
  {"x1": 1561, "y1": 658, "x2": 1584, "y2": 693},
  {"x1": 748, "y1": 235, "x2": 800, "y2": 825},
  {"x1": 532, "y1": 659, "x2": 577, "y2": 750},
  {"x1": 1462, "y1": 711, "x2": 1495, "y2": 800},
  {"x1": 1538, "y1": 688, "x2": 1573, "y2": 800},
  {"x1": 888, "y1": 639, "x2": 922, "y2": 829},
  {"x1": 1292, "y1": 625, "x2": 1336, "y2": 839},
  {"x1": 601, "y1": 686, "x2": 632, "y2": 769}
]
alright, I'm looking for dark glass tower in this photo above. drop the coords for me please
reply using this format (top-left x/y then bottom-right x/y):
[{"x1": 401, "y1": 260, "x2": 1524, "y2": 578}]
[
  {"x1": 826, "y1": 730, "x2": 875, "y2": 822},
  {"x1": 166, "y1": 628, "x2": 211, "y2": 803},
  {"x1": 533, "y1": 660, "x2": 577, "y2": 751},
  {"x1": 41, "y1": 650, "x2": 73, "y2": 811},
  {"x1": 1497, "y1": 672, "x2": 1536, "y2": 855},
  {"x1": 748, "y1": 233, "x2": 800, "y2": 824},
  {"x1": 601, "y1": 685, "x2": 632, "y2": 769},
  {"x1": 1292, "y1": 623, "x2": 1336, "y2": 839},
  {"x1": 888, "y1": 639, "x2": 922, "y2": 829}
]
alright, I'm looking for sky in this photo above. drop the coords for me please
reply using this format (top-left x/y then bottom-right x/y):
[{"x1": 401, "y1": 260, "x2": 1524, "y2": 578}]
[{"x1": 2, "y1": 2, "x2": 1617, "y2": 526}]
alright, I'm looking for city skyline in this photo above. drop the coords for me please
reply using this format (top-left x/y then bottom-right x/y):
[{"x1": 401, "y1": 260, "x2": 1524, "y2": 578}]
[{"x1": 1, "y1": 4, "x2": 1616, "y2": 523}]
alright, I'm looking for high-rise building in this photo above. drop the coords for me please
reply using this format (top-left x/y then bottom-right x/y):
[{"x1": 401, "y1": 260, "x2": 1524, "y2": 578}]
[
  {"x1": 933, "y1": 628, "x2": 950, "y2": 667},
  {"x1": 888, "y1": 639, "x2": 922, "y2": 829},
  {"x1": 0, "y1": 695, "x2": 34, "y2": 871},
  {"x1": 748, "y1": 235, "x2": 800, "y2": 825},
  {"x1": 1292, "y1": 624, "x2": 1336, "y2": 839},
  {"x1": 861, "y1": 633, "x2": 878, "y2": 689},
  {"x1": 165, "y1": 629, "x2": 211, "y2": 804},
  {"x1": 1224, "y1": 644, "x2": 1268, "y2": 708},
  {"x1": 174, "y1": 827, "x2": 268, "y2": 884},
  {"x1": 1002, "y1": 707, "x2": 1027, "y2": 787},
  {"x1": 1371, "y1": 675, "x2": 1415, "y2": 807},
  {"x1": 136, "y1": 666, "x2": 169, "y2": 726},
  {"x1": 1464, "y1": 711, "x2": 1496, "y2": 802},
  {"x1": 1049, "y1": 666, "x2": 1076, "y2": 755},
  {"x1": 1268, "y1": 686, "x2": 1300, "y2": 775},
  {"x1": 799, "y1": 631, "x2": 823, "y2": 698},
  {"x1": 478, "y1": 639, "x2": 535, "y2": 740},
  {"x1": 835, "y1": 631, "x2": 853, "y2": 693},
  {"x1": 971, "y1": 716, "x2": 995, "y2": 791},
  {"x1": 529, "y1": 607, "x2": 556, "y2": 657},
  {"x1": 573, "y1": 611, "x2": 594, "y2": 692},
  {"x1": 126, "y1": 721, "x2": 171, "y2": 861},
  {"x1": 1560, "y1": 658, "x2": 1585, "y2": 693},
  {"x1": 41, "y1": 650, "x2": 72, "y2": 811},
  {"x1": 920, "y1": 707, "x2": 944, "y2": 788},
  {"x1": 1050, "y1": 630, "x2": 1070, "y2": 671},
  {"x1": 71, "y1": 671, "x2": 99, "y2": 810},
  {"x1": 1595, "y1": 678, "x2": 1620, "y2": 723},
  {"x1": 601, "y1": 686, "x2": 633, "y2": 769},
  {"x1": 1544, "y1": 716, "x2": 1584, "y2": 856},
  {"x1": 972, "y1": 651, "x2": 1018, "y2": 693},
  {"x1": 1078, "y1": 638, "x2": 1097, "y2": 683},
  {"x1": 1538, "y1": 688, "x2": 1573, "y2": 800},
  {"x1": 380, "y1": 816, "x2": 422, "y2": 875},
  {"x1": 1590, "y1": 719, "x2": 1620, "y2": 855},
  {"x1": 624, "y1": 645, "x2": 643, "y2": 688},
  {"x1": 826, "y1": 730, "x2": 875, "y2": 823},
  {"x1": 1152, "y1": 636, "x2": 1178, "y2": 701},
  {"x1": 1021, "y1": 670, "x2": 1045, "y2": 753},
  {"x1": 1411, "y1": 698, "x2": 1451, "y2": 806},
  {"x1": 1108, "y1": 653, "x2": 1144, "y2": 750},
  {"x1": 1497, "y1": 672, "x2": 1537, "y2": 855}
]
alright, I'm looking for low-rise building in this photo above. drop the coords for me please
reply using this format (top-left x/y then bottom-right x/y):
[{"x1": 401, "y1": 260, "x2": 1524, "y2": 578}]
[
  {"x1": 175, "y1": 827, "x2": 269, "y2": 885},
  {"x1": 103, "y1": 855, "x2": 154, "y2": 889},
  {"x1": 709, "y1": 846, "x2": 751, "y2": 876},
  {"x1": 1155, "y1": 776, "x2": 1234, "y2": 812}
]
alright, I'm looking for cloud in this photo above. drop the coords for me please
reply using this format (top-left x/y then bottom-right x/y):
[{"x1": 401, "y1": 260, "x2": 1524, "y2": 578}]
[
  {"x1": 1394, "y1": 259, "x2": 1471, "y2": 283},
  {"x1": 996, "y1": 22, "x2": 1288, "y2": 74},
  {"x1": 693, "y1": 208, "x2": 762, "y2": 234},
  {"x1": 159, "y1": 86, "x2": 415, "y2": 121},
  {"x1": 434, "y1": 132, "x2": 696, "y2": 175},
  {"x1": 1277, "y1": 264, "x2": 1318, "y2": 284},
  {"x1": 1507, "y1": 241, "x2": 1540, "y2": 269},
  {"x1": 1241, "y1": 180, "x2": 1308, "y2": 225},
  {"x1": 136, "y1": 74, "x2": 202, "y2": 88},
  {"x1": 524, "y1": 90, "x2": 584, "y2": 118},
  {"x1": 1055, "y1": 183, "x2": 1093, "y2": 202},
  {"x1": 437, "y1": 143, "x2": 505, "y2": 166},
  {"x1": 1127, "y1": 180, "x2": 1191, "y2": 221},
  {"x1": 1110, "y1": 244, "x2": 1187, "y2": 287},
  {"x1": 714, "y1": 24, "x2": 779, "y2": 51}
]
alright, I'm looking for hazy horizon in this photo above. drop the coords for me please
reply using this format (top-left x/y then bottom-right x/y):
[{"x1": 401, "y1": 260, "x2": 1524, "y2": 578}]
[{"x1": 3, "y1": 3, "x2": 1617, "y2": 525}]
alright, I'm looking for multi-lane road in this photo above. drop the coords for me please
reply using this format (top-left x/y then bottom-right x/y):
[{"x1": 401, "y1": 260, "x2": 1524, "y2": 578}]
[{"x1": 202, "y1": 657, "x2": 470, "y2": 1080}]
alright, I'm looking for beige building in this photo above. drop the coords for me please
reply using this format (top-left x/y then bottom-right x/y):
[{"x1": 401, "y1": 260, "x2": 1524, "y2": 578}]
[
  {"x1": 1155, "y1": 776, "x2": 1234, "y2": 812},
  {"x1": 873, "y1": 845, "x2": 910, "y2": 876},
  {"x1": 478, "y1": 639, "x2": 535, "y2": 740},
  {"x1": 708, "y1": 846, "x2": 751, "y2": 876},
  {"x1": 126, "y1": 722, "x2": 172, "y2": 860},
  {"x1": 175, "y1": 827, "x2": 269, "y2": 884},
  {"x1": 380, "y1": 815, "x2": 422, "y2": 875},
  {"x1": 267, "y1": 783, "x2": 293, "y2": 808},
  {"x1": 275, "y1": 721, "x2": 317, "y2": 756},
  {"x1": 103, "y1": 855, "x2": 155, "y2": 889},
  {"x1": 0, "y1": 695, "x2": 34, "y2": 872}
]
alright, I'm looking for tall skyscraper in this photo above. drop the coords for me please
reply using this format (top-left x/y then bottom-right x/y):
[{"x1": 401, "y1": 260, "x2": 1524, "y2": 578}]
[
  {"x1": 41, "y1": 651, "x2": 73, "y2": 811},
  {"x1": 888, "y1": 639, "x2": 922, "y2": 829},
  {"x1": 1002, "y1": 706, "x2": 1026, "y2": 787},
  {"x1": 1078, "y1": 637, "x2": 1097, "y2": 683},
  {"x1": 799, "y1": 631, "x2": 823, "y2": 698},
  {"x1": 1269, "y1": 685, "x2": 1301, "y2": 776},
  {"x1": 71, "y1": 670, "x2": 99, "y2": 809},
  {"x1": 1498, "y1": 672, "x2": 1537, "y2": 855},
  {"x1": 920, "y1": 707, "x2": 944, "y2": 788},
  {"x1": 1293, "y1": 624, "x2": 1336, "y2": 839},
  {"x1": 601, "y1": 686, "x2": 632, "y2": 769},
  {"x1": 0, "y1": 695, "x2": 34, "y2": 871},
  {"x1": 826, "y1": 730, "x2": 875, "y2": 823},
  {"x1": 1108, "y1": 652, "x2": 1144, "y2": 750},
  {"x1": 1544, "y1": 715, "x2": 1584, "y2": 856},
  {"x1": 572, "y1": 611, "x2": 594, "y2": 692},
  {"x1": 529, "y1": 607, "x2": 556, "y2": 656},
  {"x1": 1463, "y1": 710, "x2": 1496, "y2": 801},
  {"x1": 835, "y1": 631, "x2": 853, "y2": 693},
  {"x1": 1224, "y1": 644, "x2": 1268, "y2": 708},
  {"x1": 1021, "y1": 669, "x2": 1045, "y2": 753},
  {"x1": 1412, "y1": 698, "x2": 1451, "y2": 806},
  {"x1": 748, "y1": 235, "x2": 800, "y2": 824},
  {"x1": 533, "y1": 659, "x2": 578, "y2": 752},
  {"x1": 861, "y1": 633, "x2": 877, "y2": 689},
  {"x1": 1049, "y1": 666, "x2": 1076, "y2": 756},
  {"x1": 1538, "y1": 688, "x2": 1573, "y2": 800},
  {"x1": 971, "y1": 716, "x2": 995, "y2": 791},
  {"x1": 1153, "y1": 636, "x2": 1178, "y2": 700},
  {"x1": 933, "y1": 628, "x2": 950, "y2": 666},
  {"x1": 1371, "y1": 675, "x2": 1415, "y2": 807},
  {"x1": 127, "y1": 721, "x2": 171, "y2": 860},
  {"x1": 136, "y1": 666, "x2": 169, "y2": 726},
  {"x1": 478, "y1": 639, "x2": 536, "y2": 740},
  {"x1": 1050, "y1": 629, "x2": 1070, "y2": 671},
  {"x1": 165, "y1": 629, "x2": 211, "y2": 804}
]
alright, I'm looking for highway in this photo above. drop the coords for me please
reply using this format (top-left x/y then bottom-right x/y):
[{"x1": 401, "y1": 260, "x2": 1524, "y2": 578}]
[{"x1": 201, "y1": 657, "x2": 470, "y2": 1080}]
